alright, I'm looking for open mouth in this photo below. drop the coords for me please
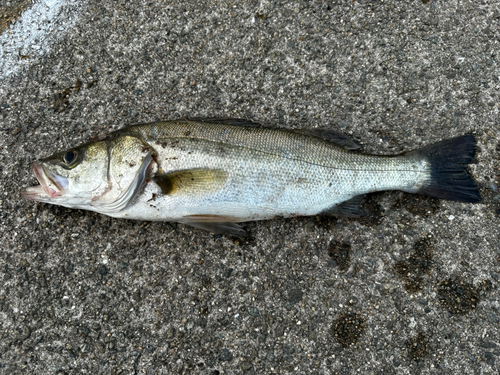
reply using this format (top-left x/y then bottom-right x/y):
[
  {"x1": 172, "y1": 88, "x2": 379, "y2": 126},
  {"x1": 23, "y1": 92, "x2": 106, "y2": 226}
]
[{"x1": 21, "y1": 163, "x2": 67, "y2": 201}]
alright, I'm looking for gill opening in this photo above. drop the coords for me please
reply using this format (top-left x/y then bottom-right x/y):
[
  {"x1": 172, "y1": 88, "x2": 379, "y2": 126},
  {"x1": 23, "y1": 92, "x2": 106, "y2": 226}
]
[{"x1": 94, "y1": 152, "x2": 153, "y2": 214}]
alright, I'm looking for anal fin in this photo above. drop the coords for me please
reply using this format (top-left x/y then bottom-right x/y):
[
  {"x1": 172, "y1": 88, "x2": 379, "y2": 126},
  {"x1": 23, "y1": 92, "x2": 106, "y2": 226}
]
[
  {"x1": 322, "y1": 195, "x2": 366, "y2": 217},
  {"x1": 182, "y1": 221, "x2": 247, "y2": 238}
]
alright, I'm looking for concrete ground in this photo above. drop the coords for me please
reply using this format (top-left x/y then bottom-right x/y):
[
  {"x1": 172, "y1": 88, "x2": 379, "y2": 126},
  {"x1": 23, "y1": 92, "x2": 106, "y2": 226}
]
[{"x1": 1, "y1": 0, "x2": 499, "y2": 374}]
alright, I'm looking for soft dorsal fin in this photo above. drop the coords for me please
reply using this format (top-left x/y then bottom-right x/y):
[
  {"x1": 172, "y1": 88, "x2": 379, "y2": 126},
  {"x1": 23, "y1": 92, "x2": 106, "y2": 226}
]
[
  {"x1": 154, "y1": 169, "x2": 228, "y2": 195},
  {"x1": 187, "y1": 118, "x2": 264, "y2": 127},
  {"x1": 293, "y1": 129, "x2": 361, "y2": 150}
]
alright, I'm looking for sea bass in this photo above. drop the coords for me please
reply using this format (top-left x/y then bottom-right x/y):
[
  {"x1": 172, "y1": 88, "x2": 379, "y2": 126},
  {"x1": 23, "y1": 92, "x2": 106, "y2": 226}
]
[{"x1": 22, "y1": 119, "x2": 481, "y2": 237}]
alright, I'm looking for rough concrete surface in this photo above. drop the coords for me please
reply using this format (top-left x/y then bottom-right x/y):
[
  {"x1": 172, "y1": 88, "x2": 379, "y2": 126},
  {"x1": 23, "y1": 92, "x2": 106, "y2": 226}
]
[
  {"x1": 1, "y1": 0, "x2": 499, "y2": 374},
  {"x1": 0, "y1": 0, "x2": 82, "y2": 78}
]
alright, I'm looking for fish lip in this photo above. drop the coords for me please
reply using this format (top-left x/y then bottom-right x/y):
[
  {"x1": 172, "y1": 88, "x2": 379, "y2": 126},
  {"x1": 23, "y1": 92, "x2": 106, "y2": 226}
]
[
  {"x1": 21, "y1": 185, "x2": 47, "y2": 201},
  {"x1": 23, "y1": 163, "x2": 66, "y2": 200}
]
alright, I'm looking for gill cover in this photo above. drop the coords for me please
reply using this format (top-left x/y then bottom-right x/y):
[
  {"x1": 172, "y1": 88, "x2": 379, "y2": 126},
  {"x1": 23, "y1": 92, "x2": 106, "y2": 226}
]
[{"x1": 91, "y1": 135, "x2": 153, "y2": 214}]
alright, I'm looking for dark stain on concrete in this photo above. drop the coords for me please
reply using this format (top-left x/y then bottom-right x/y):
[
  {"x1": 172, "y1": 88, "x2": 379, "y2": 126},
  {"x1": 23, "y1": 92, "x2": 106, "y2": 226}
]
[
  {"x1": 331, "y1": 311, "x2": 366, "y2": 348},
  {"x1": 394, "y1": 193, "x2": 441, "y2": 218},
  {"x1": 437, "y1": 277, "x2": 492, "y2": 314},
  {"x1": 327, "y1": 241, "x2": 351, "y2": 271},
  {"x1": 394, "y1": 239, "x2": 433, "y2": 293},
  {"x1": 407, "y1": 332, "x2": 429, "y2": 361}
]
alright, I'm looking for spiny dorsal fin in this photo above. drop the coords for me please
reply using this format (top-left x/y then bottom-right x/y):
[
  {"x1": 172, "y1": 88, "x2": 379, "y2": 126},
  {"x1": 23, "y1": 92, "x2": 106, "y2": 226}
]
[
  {"x1": 189, "y1": 118, "x2": 360, "y2": 150},
  {"x1": 154, "y1": 169, "x2": 228, "y2": 195}
]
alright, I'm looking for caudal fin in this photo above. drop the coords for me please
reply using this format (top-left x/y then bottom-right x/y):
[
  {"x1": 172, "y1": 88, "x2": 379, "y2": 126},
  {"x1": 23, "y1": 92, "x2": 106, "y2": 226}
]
[{"x1": 408, "y1": 135, "x2": 481, "y2": 202}]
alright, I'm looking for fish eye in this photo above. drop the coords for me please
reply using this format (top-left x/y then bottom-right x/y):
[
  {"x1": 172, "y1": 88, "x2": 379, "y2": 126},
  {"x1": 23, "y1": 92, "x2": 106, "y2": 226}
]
[{"x1": 63, "y1": 151, "x2": 78, "y2": 166}]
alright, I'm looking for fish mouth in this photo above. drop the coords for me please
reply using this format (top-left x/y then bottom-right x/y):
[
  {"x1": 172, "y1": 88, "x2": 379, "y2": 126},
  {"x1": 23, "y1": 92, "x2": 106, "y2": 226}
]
[{"x1": 21, "y1": 163, "x2": 68, "y2": 201}]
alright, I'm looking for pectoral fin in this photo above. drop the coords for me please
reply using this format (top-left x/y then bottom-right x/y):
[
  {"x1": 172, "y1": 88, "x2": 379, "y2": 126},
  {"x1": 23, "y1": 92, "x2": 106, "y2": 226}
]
[{"x1": 154, "y1": 169, "x2": 228, "y2": 195}]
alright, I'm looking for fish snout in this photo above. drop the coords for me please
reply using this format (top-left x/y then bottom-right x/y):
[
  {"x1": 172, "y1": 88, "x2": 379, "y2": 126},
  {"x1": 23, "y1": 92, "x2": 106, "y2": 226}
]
[{"x1": 32, "y1": 162, "x2": 68, "y2": 198}]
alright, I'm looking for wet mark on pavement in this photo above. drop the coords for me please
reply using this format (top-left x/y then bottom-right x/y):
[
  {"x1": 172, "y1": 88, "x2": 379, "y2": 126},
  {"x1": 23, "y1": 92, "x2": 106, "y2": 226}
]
[
  {"x1": 327, "y1": 241, "x2": 351, "y2": 271},
  {"x1": 437, "y1": 277, "x2": 492, "y2": 314},
  {"x1": 407, "y1": 332, "x2": 429, "y2": 361},
  {"x1": 356, "y1": 192, "x2": 385, "y2": 227},
  {"x1": 394, "y1": 239, "x2": 433, "y2": 293},
  {"x1": 331, "y1": 311, "x2": 366, "y2": 348},
  {"x1": 394, "y1": 193, "x2": 441, "y2": 218}
]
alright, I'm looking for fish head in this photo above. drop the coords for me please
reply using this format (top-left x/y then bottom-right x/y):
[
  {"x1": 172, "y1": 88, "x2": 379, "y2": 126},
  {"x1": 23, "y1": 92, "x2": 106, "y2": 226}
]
[
  {"x1": 22, "y1": 140, "x2": 109, "y2": 206},
  {"x1": 22, "y1": 135, "x2": 154, "y2": 214}
]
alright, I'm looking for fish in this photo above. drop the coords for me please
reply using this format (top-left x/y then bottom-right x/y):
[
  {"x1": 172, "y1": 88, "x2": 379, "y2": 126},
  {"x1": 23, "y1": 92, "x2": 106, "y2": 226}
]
[{"x1": 21, "y1": 118, "x2": 481, "y2": 237}]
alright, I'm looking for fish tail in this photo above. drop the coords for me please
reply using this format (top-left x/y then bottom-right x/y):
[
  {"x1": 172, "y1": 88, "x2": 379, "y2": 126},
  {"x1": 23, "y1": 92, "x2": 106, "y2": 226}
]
[{"x1": 408, "y1": 135, "x2": 481, "y2": 202}]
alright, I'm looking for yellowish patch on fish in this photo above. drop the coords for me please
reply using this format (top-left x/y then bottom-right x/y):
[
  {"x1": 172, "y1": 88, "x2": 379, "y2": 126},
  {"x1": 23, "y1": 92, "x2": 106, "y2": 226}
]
[{"x1": 154, "y1": 169, "x2": 228, "y2": 196}]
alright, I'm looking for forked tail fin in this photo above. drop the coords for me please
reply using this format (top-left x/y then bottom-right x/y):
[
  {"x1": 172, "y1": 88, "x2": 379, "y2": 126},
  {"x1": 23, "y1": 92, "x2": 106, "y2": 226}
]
[{"x1": 407, "y1": 135, "x2": 481, "y2": 202}]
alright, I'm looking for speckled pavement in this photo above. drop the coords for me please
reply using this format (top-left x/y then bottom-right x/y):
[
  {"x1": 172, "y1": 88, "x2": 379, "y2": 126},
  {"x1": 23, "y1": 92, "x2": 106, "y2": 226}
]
[{"x1": 1, "y1": 1, "x2": 499, "y2": 374}]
